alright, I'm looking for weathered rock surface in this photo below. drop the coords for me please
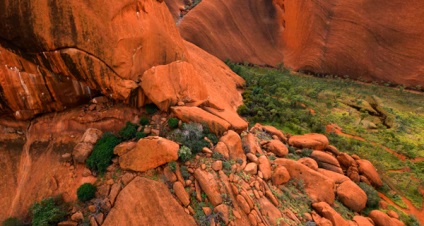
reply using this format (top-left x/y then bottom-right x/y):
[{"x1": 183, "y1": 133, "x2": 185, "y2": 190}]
[
  {"x1": 194, "y1": 169, "x2": 222, "y2": 206},
  {"x1": 178, "y1": 0, "x2": 285, "y2": 66},
  {"x1": 0, "y1": 104, "x2": 139, "y2": 221},
  {"x1": 103, "y1": 177, "x2": 196, "y2": 226},
  {"x1": 369, "y1": 210, "x2": 404, "y2": 226},
  {"x1": 289, "y1": 134, "x2": 329, "y2": 150},
  {"x1": 311, "y1": 151, "x2": 343, "y2": 174},
  {"x1": 275, "y1": 158, "x2": 335, "y2": 204},
  {"x1": 118, "y1": 136, "x2": 179, "y2": 172},
  {"x1": 336, "y1": 180, "x2": 367, "y2": 212},
  {"x1": 178, "y1": 0, "x2": 424, "y2": 88},
  {"x1": 312, "y1": 202, "x2": 349, "y2": 226},
  {"x1": 171, "y1": 106, "x2": 231, "y2": 134},
  {"x1": 0, "y1": 1, "x2": 245, "y2": 121},
  {"x1": 262, "y1": 140, "x2": 288, "y2": 157},
  {"x1": 357, "y1": 159, "x2": 383, "y2": 188}
]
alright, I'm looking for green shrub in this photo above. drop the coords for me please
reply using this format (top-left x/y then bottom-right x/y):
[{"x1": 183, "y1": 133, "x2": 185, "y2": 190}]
[
  {"x1": 168, "y1": 118, "x2": 179, "y2": 129},
  {"x1": 359, "y1": 182, "x2": 380, "y2": 208},
  {"x1": 2, "y1": 217, "x2": 23, "y2": 226},
  {"x1": 180, "y1": 166, "x2": 190, "y2": 180},
  {"x1": 31, "y1": 197, "x2": 67, "y2": 226},
  {"x1": 170, "y1": 123, "x2": 211, "y2": 154},
  {"x1": 139, "y1": 117, "x2": 150, "y2": 126},
  {"x1": 119, "y1": 122, "x2": 138, "y2": 140},
  {"x1": 178, "y1": 146, "x2": 192, "y2": 162},
  {"x1": 77, "y1": 183, "x2": 97, "y2": 202},
  {"x1": 145, "y1": 104, "x2": 159, "y2": 115},
  {"x1": 168, "y1": 161, "x2": 177, "y2": 172},
  {"x1": 135, "y1": 131, "x2": 147, "y2": 140},
  {"x1": 86, "y1": 132, "x2": 121, "y2": 173}
]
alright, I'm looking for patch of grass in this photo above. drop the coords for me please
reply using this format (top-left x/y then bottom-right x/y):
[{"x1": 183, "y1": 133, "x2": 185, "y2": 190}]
[
  {"x1": 275, "y1": 179, "x2": 312, "y2": 221},
  {"x1": 333, "y1": 200, "x2": 354, "y2": 220},
  {"x1": 227, "y1": 62, "x2": 424, "y2": 210}
]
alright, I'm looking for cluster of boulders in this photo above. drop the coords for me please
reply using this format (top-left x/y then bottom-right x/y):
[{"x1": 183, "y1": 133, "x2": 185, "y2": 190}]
[{"x1": 59, "y1": 119, "x2": 406, "y2": 226}]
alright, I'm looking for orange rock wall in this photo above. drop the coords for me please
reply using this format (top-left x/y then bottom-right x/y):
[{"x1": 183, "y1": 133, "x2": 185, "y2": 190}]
[{"x1": 177, "y1": 0, "x2": 424, "y2": 87}]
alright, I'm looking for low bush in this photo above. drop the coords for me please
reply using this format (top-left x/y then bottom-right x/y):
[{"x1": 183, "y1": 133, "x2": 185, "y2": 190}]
[
  {"x1": 168, "y1": 118, "x2": 179, "y2": 129},
  {"x1": 135, "y1": 131, "x2": 147, "y2": 140},
  {"x1": 119, "y1": 122, "x2": 138, "y2": 140},
  {"x1": 168, "y1": 161, "x2": 177, "y2": 172},
  {"x1": 86, "y1": 132, "x2": 121, "y2": 173},
  {"x1": 77, "y1": 183, "x2": 97, "y2": 202},
  {"x1": 31, "y1": 197, "x2": 67, "y2": 226},
  {"x1": 139, "y1": 117, "x2": 150, "y2": 126},
  {"x1": 359, "y1": 182, "x2": 380, "y2": 208},
  {"x1": 178, "y1": 146, "x2": 192, "y2": 163}
]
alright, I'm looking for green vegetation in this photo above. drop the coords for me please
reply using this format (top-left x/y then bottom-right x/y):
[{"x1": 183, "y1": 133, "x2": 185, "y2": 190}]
[
  {"x1": 168, "y1": 118, "x2": 179, "y2": 129},
  {"x1": 119, "y1": 122, "x2": 138, "y2": 141},
  {"x1": 168, "y1": 161, "x2": 177, "y2": 172},
  {"x1": 86, "y1": 132, "x2": 121, "y2": 174},
  {"x1": 274, "y1": 179, "x2": 312, "y2": 222},
  {"x1": 135, "y1": 131, "x2": 147, "y2": 140},
  {"x1": 31, "y1": 197, "x2": 67, "y2": 226},
  {"x1": 77, "y1": 183, "x2": 97, "y2": 202},
  {"x1": 2, "y1": 218, "x2": 23, "y2": 226},
  {"x1": 139, "y1": 117, "x2": 150, "y2": 126},
  {"x1": 145, "y1": 104, "x2": 159, "y2": 115},
  {"x1": 168, "y1": 123, "x2": 212, "y2": 158},
  {"x1": 333, "y1": 200, "x2": 354, "y2": 220},
  {"x1": 359, "y1": 182, "x2": 380, "y2": 209},
  {"x1": 227, "y1": 62, "x2": 424, "y2": 208},
  {"x1": 178, "y1": 145, "x2": 192, "y2": 163}
]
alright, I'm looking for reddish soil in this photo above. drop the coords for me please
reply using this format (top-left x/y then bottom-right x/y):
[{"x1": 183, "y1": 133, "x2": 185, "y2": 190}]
[{"x1": 379, "y1": 192, "x2": 424, "y2": 225}]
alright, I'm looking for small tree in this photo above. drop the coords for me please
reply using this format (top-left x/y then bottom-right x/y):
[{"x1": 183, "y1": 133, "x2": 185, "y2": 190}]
[{"x1": 31, "y1": 197, "x2": 67, "y2": 226}]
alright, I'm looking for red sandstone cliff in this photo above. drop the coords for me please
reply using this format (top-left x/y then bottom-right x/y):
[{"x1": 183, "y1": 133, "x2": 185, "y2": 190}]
[{"x1": 177, "y1": 0, "x2": 424, "y2": 88}]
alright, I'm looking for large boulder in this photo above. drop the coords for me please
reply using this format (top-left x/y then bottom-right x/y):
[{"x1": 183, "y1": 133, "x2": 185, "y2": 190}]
[
  {"x1": 312, "y1": 202, "x2": 349, "y2": 226},
  {"x1": 261, "y1": 140, "x2": 288, "y2": 157},
  {"x1": 194, "y1": 169, "x2": 223, "y2": 206},
  {"x1": 219, "y1": 130, "x2": 246, "y2": 165},
  {"x1": 171, "y1": 106, "x2": 231, "y2": 135},
  {"x1": 288, "y1": 134, "x2": 329, "y2": 150},
  {"x1": 311, "y1": 151, "x2": 343, "y2": 174},
  {"x1": 118, "y1": 136, "x2": 179, "y2": 172},
  {"x1": 336, "y1": 180, "x2": 367, "y2": 212},
  {"x1": 103, "y1": 177, "x2": 196, "y2": 226},
  {"x1": 369, "y1": 210, "x2": 405, "y2": 226},
  {"x1": 275, "y1": 158, "x2": 335, "y2": 204},
  {"x1": 141, "y1": 61, "x2": 209, "y2": 111},
  {"x1": 356, "y1": 159, "x2": 383, "y2": 188}
]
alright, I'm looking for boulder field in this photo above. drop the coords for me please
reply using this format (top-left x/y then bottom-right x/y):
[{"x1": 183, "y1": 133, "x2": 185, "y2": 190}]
[
  {"x1": 28, "y1": 121, "x2": 405, "y2": 225},
  {"x1": 176, "y1": 0, "x2": 424, "y2": 88}
]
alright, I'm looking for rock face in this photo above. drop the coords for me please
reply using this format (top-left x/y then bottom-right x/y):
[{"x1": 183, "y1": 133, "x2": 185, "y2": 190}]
[
  {"x1": 357, "y1": 159, "x2": 383, "y2": 188},
  {"x1": 178, "y1": 0, "x2": 285, "y2": 66},
  {"x1": 178, "y1": 0, "x2": 424, "y2": 88},
  {"x1": 118, "y1": 137, "x2": 179, "y2": 172},
  {"x1": 336, "y1": 180, "x2": 367, "y2": 212},
  {"x1": 0, "y1": 0, "x2": 245, "y2": 121},
  {"x1": 0, "y1": 104, "x2": 139, "y2": 221},
  {"x1": 103, "y1": 177, "x2": 196, "y2": 226},
  {"x1": 312, "y1": 202, "x2": 349, "y2": 226}
]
